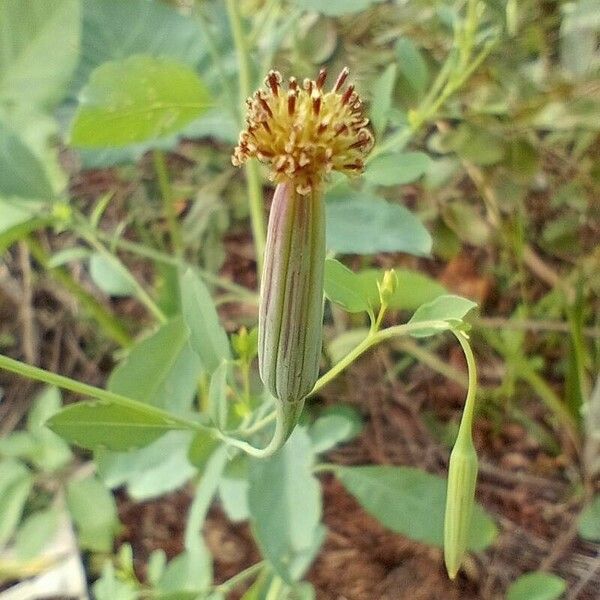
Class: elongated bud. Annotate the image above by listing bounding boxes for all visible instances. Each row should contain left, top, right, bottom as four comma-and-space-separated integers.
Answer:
258, 182, 325, 403
377, 269, 398, 307
444, 433, 478, 579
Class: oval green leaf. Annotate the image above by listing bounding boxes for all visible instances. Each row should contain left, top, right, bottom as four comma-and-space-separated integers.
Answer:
506, 572, 567, 600
70, 55, 212, 147
364, 152, 431, 186
408, 295, 477, 337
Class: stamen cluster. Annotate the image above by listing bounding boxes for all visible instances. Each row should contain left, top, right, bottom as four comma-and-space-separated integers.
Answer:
232, 67, 374, 195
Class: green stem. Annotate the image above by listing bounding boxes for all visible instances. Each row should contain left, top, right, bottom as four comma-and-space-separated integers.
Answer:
26, 238, 132, 348
452, 330, 478, 439
310, 319, 452, 397
216, 561, 265, 593
77, 227, 167, 324
89, 228, 258, 302
225, 0, 267, 274
216, 399, 304, 458
0, 354, 199, 432
152, 149, 183, 259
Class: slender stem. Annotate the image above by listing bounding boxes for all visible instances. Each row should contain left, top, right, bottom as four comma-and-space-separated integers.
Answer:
233, 409, 277, 436
0, 354, 200, 432
452, 330, 477, 438
152, 149, 183, 259
26, 238, 132, 348
266, 576, 284, 600
215, 399, 304, 458
310, 320, 452, 397
215, 561, 265, 593
78, 227, 167, 324
89, 228, 258, 301
225, 0, 267, 274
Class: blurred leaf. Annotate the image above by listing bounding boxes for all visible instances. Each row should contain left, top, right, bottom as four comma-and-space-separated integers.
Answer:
27, 386, 72, 472
370, 64, 397, 137
326, 195, 431, 256
180, 268, 232, 374
93, 562, 138, 600
67, 475, 119, 552
442, 124, 505, 166
48, 401, 182, 451
506, 572, 567, 600
560, 0, 600, 77
297, 15, 337, 64
0, 459, 33, 546
88, 253, 137, 297
0, 120, 55, 200
14, 507, 60, 559
73, 0, 207, 92
108, 318, 201, 413
188, 430, 222, 473
248, 428, 325, 583
97, 432, 197, 501
408, 295, 477, 337
335, 465, 497, 550
324, 259, 372, 313
579, 494, 600, 541
294, 0, 385, 16
158, 547, 212, 595
309, 405, 363, 453
219, 474, 250, 523
70, 55, 212, 147
364, 152, 431, 186
442, 201, 491, 246
0, 0, 80, 109
396, 38, 430, 96
208, 362, 229, 430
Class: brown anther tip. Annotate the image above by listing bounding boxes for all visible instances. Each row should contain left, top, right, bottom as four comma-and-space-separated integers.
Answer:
288, 77, 298, 91
312, 95, 322, 116
342, 85, 355, 105
266, 70, 281, 96
316, 68, 327, 90
287, 90, 296, 115
333, 67, 350, 92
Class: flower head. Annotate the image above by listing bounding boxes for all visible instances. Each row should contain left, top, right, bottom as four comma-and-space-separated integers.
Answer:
232, 67, 374, 195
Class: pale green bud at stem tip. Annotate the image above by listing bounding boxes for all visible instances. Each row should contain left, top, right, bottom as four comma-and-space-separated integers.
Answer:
444, 433, 478, 579
258, 182, 325, 406
377, 269, 398, 307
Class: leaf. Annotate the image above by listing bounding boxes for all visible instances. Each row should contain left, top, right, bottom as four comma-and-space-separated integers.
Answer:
15, 507, 60, 559
97, 432, 197, 501
26, 386, 72, 472
309, 405, 363, 453
0, 459, 33, 546
326, 194, 431, 256
0, 0, 80, 109
88, 253, 137, 297
208, 362, 229, 429
0, 119, 55, 199
579, 494, 600, 541
180, 268, 232, 374
396, 38, 430, 96
188, 430, 222, 473
364, 152, 431, 186
48, 401, 183, 451
335, 465, 497, 550
70, 55, 212, 147
408, 295, 478, 337
506, 572, 567, 600
93, 562, 138, 600
323, 259, 372, 313
108, 318, 201, 413
73, 0, 208, 93
294, 0, 385, 16
67, 475, 119, 552
248, 428, 325, 583
370, 64, 397, 136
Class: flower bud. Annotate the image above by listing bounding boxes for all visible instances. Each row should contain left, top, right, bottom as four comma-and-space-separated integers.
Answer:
258, 182, 325, 403
377, 269, 398, 307
444, 433, 478, 579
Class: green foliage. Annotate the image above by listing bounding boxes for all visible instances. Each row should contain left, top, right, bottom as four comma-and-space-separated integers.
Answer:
408, 295, 478, 337
335, 465, 497, 551
578, 495, 600, 541
70, 55, 212, 147
294, 0, 385, 16
364, 152, 431, 186
326, 195, 432, 255
67, 475, 119, 552
506, 572, 567, 600
0, 460, 33, 547
48, 401, 182, 451
248, 429, 325, 583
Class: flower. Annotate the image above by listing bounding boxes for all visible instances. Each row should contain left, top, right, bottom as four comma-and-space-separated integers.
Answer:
232, 67, 374, 195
